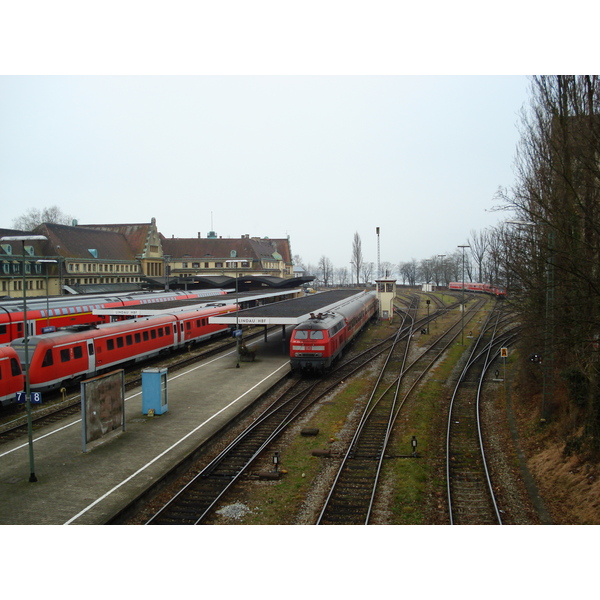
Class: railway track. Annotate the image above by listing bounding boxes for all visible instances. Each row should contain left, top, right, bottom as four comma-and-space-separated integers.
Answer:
144, 311, 420, 525
445, 301, 518, 525
138, 292, 495, 525
315, 295, 489, 524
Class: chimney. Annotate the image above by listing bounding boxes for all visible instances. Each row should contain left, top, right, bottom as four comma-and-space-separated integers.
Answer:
198, 232, 201, 238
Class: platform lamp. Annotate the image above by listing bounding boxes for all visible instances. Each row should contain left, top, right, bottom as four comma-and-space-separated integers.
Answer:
1, 234, 48, 483
458, 244, 470, 345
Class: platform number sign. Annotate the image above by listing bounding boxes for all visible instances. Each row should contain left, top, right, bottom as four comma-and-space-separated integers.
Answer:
15, 392, 43, 404
500, 348, 508, 358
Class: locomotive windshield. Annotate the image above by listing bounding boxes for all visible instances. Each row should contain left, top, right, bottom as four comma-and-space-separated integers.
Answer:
294, 330, 324, 340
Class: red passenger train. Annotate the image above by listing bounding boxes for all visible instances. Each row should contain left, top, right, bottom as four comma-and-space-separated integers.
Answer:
9, 303, 237, 394
0, 289, 226, 346
448, 282, 506, 298
0, 346, 24, 407
290, 291, 378, 374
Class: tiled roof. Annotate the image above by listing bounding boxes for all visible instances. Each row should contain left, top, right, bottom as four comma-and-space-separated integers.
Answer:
77, 223, 154, 256
36, 223, 137, 260
160, 236, 292, 263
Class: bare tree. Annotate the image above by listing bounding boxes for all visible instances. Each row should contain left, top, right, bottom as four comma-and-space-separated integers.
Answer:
468, 228, 490, 283
12, 205, 75, 231
335, 267, 349, 286
318, 255, 333, 287
350, 232, 363, 285
361, 261, 374, 285
398, 259, 418, 286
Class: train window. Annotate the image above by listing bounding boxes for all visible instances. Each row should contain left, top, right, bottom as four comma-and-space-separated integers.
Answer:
309, 331, 324, 340
135, 333, 141, 343
73, 346, 83, 359
151, 330, 156, 339
11, 358, 21, 376
294, 331, 308, 339
17, 323, 23, 334
143, 331, 149, 341
186, 322, 191, 330
126, 335, 133, 346
60, 349, 70, 362
158, 328, 164, 337
196, 319, 201, 327
165, 326, 171, 335
88, 344, 94, 355
0, 325, 5, 334
0, 365, 2, 380
42, 349, 54, 367
107, 339, 115, 351
117, 337, 124, 348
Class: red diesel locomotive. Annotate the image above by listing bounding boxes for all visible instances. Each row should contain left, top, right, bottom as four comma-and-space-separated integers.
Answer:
0, 289, 227, 346
10, 303, 238, 393
0, 346, 24, 407
290, 291, 378, 373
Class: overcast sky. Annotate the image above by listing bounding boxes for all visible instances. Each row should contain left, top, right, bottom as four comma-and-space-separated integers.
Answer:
0, 75, 528, 270
0, 2, 592, 274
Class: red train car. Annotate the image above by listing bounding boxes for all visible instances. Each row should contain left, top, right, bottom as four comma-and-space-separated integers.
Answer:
0, 289, 226, 345
448, 282, 506, 298
10, 303, 237, 393
0, 346, 24, 407
290, 291, 378, 373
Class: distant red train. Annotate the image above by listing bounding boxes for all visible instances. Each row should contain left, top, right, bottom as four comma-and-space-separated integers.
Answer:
0, 289, 226, 346
9, 303, 237, 394
290, 291, 378, 373
448, 282, 506, 298
0, 346, 24, 407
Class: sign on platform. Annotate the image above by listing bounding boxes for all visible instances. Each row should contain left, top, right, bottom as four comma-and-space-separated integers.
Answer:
15, 392, 43, 404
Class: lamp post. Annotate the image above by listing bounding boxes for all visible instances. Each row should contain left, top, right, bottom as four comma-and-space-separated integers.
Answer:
1, 234, 48, 483
163, 255, 171, 291
225, 259, 241, 368
458, 245, 470, 345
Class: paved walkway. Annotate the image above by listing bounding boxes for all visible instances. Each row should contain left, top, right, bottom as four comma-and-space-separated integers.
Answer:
0, 332, 290, 525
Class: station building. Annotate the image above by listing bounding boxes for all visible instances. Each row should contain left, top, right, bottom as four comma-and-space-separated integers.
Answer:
0, 218, 303, 299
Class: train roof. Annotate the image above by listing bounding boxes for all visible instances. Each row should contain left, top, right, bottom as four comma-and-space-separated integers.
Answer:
91, 289, 300, 317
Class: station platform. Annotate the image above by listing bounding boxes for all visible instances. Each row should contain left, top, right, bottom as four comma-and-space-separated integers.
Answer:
0, 331, 290, 525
